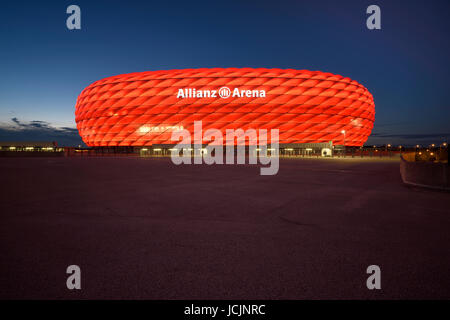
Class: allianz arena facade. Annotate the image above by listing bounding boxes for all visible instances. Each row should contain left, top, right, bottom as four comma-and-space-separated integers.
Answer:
75, 68, 375, 148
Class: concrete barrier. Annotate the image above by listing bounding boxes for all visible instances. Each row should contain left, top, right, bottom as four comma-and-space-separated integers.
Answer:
400, 155, 449, 191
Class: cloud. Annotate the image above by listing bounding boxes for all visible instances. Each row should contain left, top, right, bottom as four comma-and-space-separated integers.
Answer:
367, 131, 449, 146
28, 120, 50, 128
370, 132, 450, 139
11, 117, 22, 126
0, 118, 85, 147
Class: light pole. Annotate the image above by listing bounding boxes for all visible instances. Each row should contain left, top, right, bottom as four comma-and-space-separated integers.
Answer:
442, 142, 448, 163
341, 130, 346, 157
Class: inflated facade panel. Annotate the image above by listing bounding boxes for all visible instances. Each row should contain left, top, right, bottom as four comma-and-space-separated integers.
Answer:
75, 68, 375, 146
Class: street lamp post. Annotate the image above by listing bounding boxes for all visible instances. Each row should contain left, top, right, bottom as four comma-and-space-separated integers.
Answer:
341, 130, 346, 158
442, 142, 448, 166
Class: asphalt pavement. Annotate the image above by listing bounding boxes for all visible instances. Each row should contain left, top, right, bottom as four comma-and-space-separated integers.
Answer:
1, 157, 449, 299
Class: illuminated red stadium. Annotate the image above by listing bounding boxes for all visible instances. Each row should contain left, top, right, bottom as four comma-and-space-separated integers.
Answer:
75, 68, 375, 147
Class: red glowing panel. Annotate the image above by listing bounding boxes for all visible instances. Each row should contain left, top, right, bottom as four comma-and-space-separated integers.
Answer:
75, 68, 375, 146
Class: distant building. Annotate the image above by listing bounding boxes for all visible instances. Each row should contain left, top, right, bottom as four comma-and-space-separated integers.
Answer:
0, 141, 64, 157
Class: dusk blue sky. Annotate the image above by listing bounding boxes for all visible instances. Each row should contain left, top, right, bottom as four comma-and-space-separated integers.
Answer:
0, 0, 449, 146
